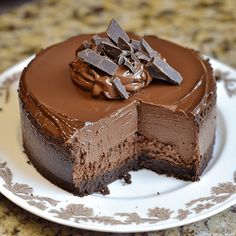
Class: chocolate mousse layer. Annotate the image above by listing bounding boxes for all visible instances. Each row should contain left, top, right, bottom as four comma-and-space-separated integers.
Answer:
18, 32, 216, 196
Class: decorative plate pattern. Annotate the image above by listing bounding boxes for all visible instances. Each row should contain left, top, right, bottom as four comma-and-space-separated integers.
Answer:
0, 161, 59, 211
1, 158, 236, 226
0, 57, 236, 233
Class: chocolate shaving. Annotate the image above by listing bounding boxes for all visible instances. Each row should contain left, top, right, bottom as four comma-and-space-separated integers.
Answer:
147, 57, 183, 85
78, 49, 118, 76
106, 19, 130, 44
101, 42, 122, 59
122, 50, 132, 57
117, 37, 133, 51
112, 78, 129, 99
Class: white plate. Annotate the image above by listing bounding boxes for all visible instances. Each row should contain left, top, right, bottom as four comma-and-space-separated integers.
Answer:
0, 57, 236, 233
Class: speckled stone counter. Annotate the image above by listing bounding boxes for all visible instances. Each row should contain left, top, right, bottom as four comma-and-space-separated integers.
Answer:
0, 0, 236, 235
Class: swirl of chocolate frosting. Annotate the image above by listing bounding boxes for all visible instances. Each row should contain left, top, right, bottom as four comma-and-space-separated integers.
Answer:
70, 19, 183, 100
70, 52, 152, 99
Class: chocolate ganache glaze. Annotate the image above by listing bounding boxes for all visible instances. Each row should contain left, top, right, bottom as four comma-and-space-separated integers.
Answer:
19, 33, 214, 140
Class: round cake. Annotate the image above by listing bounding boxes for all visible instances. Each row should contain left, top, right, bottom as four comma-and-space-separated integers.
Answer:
18, 20, 216, 196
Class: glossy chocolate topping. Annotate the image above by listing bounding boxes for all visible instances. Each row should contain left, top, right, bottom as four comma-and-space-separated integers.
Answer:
19, 34, 215, 140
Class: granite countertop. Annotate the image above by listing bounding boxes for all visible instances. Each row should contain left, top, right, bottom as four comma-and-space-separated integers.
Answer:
0, 0, 236, 235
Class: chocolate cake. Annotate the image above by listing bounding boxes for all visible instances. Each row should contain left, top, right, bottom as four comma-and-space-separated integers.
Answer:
18, 20, 216, 196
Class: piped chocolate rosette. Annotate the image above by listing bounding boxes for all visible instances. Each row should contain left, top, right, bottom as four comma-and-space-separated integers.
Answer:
70, 19, 183, 99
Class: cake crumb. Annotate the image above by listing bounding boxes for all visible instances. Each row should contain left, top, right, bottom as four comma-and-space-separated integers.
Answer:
123, 173, 132, 184
99, 185, 110, 195
11, 227, 20, 235
26, 160, 31, 165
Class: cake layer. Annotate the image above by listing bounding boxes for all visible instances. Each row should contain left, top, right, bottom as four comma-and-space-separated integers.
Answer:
139, 104, 198, 164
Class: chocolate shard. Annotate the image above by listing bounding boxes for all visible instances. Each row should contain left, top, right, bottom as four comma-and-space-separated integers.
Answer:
106, 19, 130, 44
135, 51, 150, 62
92, 35, 102, 46
101, 42, 122, 60
147, 57, 183, 85
118, 55, 125, 65
117, 37, 133, 51
147, 67, 169, 82
101, 38, 113, 44
95, 43, 103, 54
112, 78, 129, 99
131, 52, 140, 63
140, 38, 160, 58
82, 40, 91, 49
131, 39, 141, 52
122, 50, 132, 57
77, 40, 91, 52
92, 35, 112, 48
78, 49, 118, 76
146, 58, 165, 80
124, 57, 138, 74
